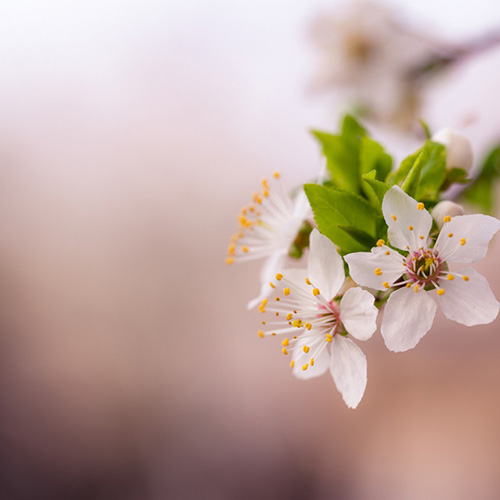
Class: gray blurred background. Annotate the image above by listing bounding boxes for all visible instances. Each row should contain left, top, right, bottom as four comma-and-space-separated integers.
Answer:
1, 1, 500, 499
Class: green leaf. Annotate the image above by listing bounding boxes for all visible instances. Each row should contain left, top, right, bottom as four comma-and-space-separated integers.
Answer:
304, 184, 381, 253
401, 149, 424, 198
341, 114, 366, 139
359, 137, 392, 182
441, 167, 470, 191
337, 225, 378, 248
361, 170, 390, 206
312, 130, 361, 194
389, 140, 447, 202
419, 119, 432, 140
462, 146, 500, 214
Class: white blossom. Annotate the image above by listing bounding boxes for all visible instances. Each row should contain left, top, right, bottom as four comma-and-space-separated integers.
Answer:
226, 172, 310, 309
432, 128, 473, 172
345, 186, 500, 352
309, 1, 435, 128
432, 200, 465, 229
258, 229, 378, 408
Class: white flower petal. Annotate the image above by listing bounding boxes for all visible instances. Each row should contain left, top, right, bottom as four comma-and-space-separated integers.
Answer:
330, 336, 367, 409
344, 246, 405, 291
382, 186, 433, 251
438, 268, 500, 326
308, 229, 345, 300
292, 188, 311, 219
340, 287, 378, 341
381, 286, 437, 352
435, 214, 500, 264
247, 252, 286, 309
432, 128, 473, 171
431, 201, 465, 230
292, 336, 330, 380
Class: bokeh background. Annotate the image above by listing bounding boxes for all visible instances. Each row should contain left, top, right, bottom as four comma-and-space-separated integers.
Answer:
1, 1, 500, 499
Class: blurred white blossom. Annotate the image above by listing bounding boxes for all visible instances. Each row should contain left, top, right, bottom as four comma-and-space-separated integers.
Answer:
310, 1, 437, 129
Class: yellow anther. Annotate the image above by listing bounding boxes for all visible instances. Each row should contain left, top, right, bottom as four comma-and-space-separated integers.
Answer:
226, 257, 234, 265
284, 288, 290, 296
275, 297, 280, 302
275, 312, 279, 317
414, 284, 419, 292
249, 205, 255, 212
305, 277, 311, 285
374, 268, 382, 276
241, 245, 249, 253
448, 233, 453, 238
326, 334, 333, 343
463, 275, 469, 281
262, 178, 268, 189
273, 171, 280, 179
302, 364, 309, 371
263, 189, 269, 197
460, 238, 466, 246
408, 225, 414, 231
376, 239, 385, 247
437, 289, 445, 296
312, 288, 320, 296
290, 360, 295, 368
447, 274, 454, 281
282, 347, 288, 355
227, 243, 236, 254
292, 319, 301, 328
406, 283, 411, 288
258, 330, 264, 338
443, 215, 451, 223
269, 282, 275, 288
276, 273, 283, 281
293, 336, 297, 339
419, 235, 424, 240
391, 214, 397, 221
303, 345, 310, 354
286, 313, 293, 320
238, 215, 247, 226
255, 196, 262, 204
383, 281, 390, 289
417, 202, 425, 210
282, 338, 289, 347
271, 332, 276, 336
241, 207, 247, 215
261, 321, 266, 325
305, 323, 312, 331
310, 358, 315, 366
385, 251, 390, 255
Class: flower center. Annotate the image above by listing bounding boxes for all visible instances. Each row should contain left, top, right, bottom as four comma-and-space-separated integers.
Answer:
405, 248, 443, 287
317, 300, 342, 335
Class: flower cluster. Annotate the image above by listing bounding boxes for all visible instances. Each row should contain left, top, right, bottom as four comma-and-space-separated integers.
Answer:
227, 116, 500, 408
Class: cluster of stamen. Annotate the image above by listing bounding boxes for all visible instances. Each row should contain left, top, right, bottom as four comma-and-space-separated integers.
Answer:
226, 172, 291, 265
257, 272, 342, 372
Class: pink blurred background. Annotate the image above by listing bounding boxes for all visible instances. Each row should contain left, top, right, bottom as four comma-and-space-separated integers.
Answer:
1, 1, 500, 498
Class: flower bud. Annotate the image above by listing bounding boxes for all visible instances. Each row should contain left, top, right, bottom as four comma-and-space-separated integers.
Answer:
432, 200, 465, 229
432, 128, 473, 172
